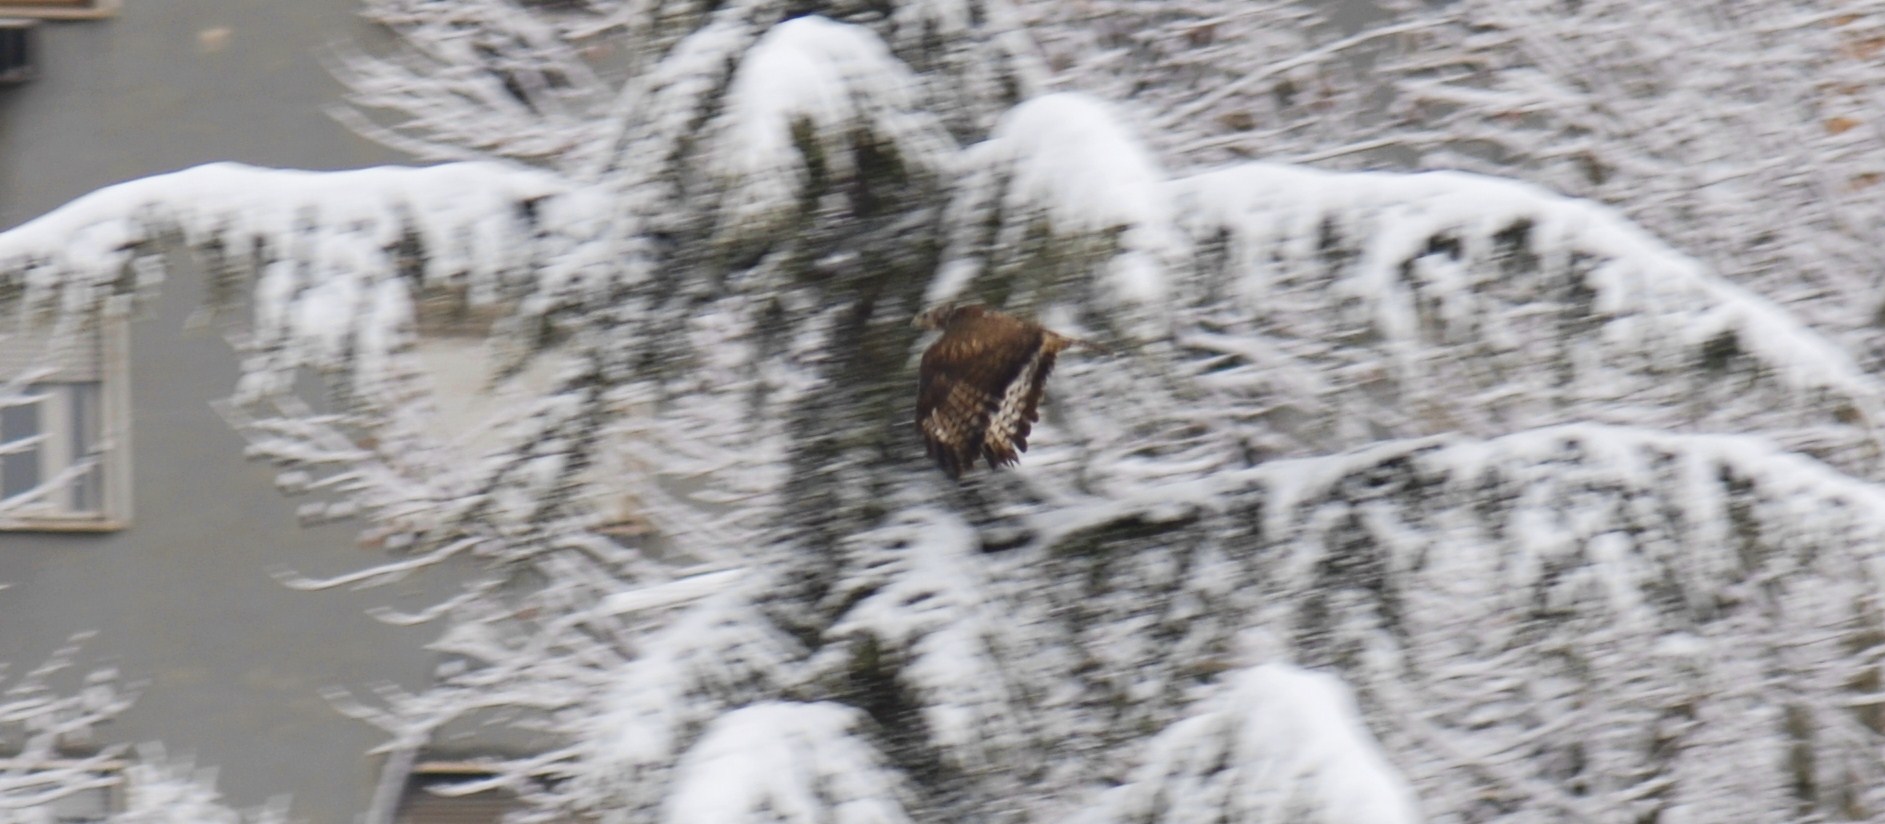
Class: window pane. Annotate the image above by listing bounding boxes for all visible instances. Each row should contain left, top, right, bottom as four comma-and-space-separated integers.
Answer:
0, 382, 104, 515
67, 381, 102, 512
1, 393, 41, 500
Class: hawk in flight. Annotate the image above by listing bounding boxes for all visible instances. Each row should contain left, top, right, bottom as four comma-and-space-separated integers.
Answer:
913, 303, 1106, 478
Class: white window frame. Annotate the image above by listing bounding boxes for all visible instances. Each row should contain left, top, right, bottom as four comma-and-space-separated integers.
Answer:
0, 0, 118, 21
0, 316, 132, 532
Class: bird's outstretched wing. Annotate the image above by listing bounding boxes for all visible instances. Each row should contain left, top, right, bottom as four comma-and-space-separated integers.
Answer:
980, 341, 1059, 470
916, 319, 1046, 478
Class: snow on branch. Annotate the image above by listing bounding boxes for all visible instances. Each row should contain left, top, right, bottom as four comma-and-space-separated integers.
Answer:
659, 702, 916, 824
1371, 0, 1885, 363
1172, 162, 1885, 465
0, 632, 133, 818
577, 584, 803, 812
816, 507, 1035, 777
0, 161, 569, 310
1247, 422, 1885, 562
939, 92, 1179, 329
109, 746, 289, 824
704, 15, 953, 245
1104, 663, 1419, 824
0, 161, 599, 398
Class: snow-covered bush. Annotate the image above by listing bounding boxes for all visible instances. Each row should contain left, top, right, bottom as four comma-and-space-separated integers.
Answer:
109, 747, 288, 824
0, 628, 130, 824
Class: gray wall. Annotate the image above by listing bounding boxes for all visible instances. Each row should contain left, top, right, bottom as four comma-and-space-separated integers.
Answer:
0, 4, 453, 823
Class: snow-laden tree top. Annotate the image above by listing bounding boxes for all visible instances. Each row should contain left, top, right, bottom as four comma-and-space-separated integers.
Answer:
938, 93, 1177, 325
696, 15, 954, 248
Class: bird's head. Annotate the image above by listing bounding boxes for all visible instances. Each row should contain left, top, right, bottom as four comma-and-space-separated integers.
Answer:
912, 302, 982, 331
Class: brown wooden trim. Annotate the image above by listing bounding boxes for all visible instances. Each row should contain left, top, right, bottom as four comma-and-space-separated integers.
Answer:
410, 761, 502, 776
0, 516, 126, 532
0, 0, 118, 20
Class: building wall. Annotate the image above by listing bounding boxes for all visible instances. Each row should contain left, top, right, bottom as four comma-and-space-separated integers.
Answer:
0, 4, 456, 823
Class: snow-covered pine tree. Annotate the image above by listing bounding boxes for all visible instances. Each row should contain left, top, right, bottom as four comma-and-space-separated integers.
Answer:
5, 0, 1885, 822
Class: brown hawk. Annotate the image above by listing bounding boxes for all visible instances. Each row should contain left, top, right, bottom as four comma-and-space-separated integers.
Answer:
913, 303, 1106, 478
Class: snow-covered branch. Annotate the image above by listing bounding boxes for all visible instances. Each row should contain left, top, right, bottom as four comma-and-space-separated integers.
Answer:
660, 702, 917, 824
938, 92, 1178, 334
1104, 663, 1419, 824
109, 746, 289, 824
1167, 162, 1885, 467
0, 632, 134, 818
1370, 0, 1885, 369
